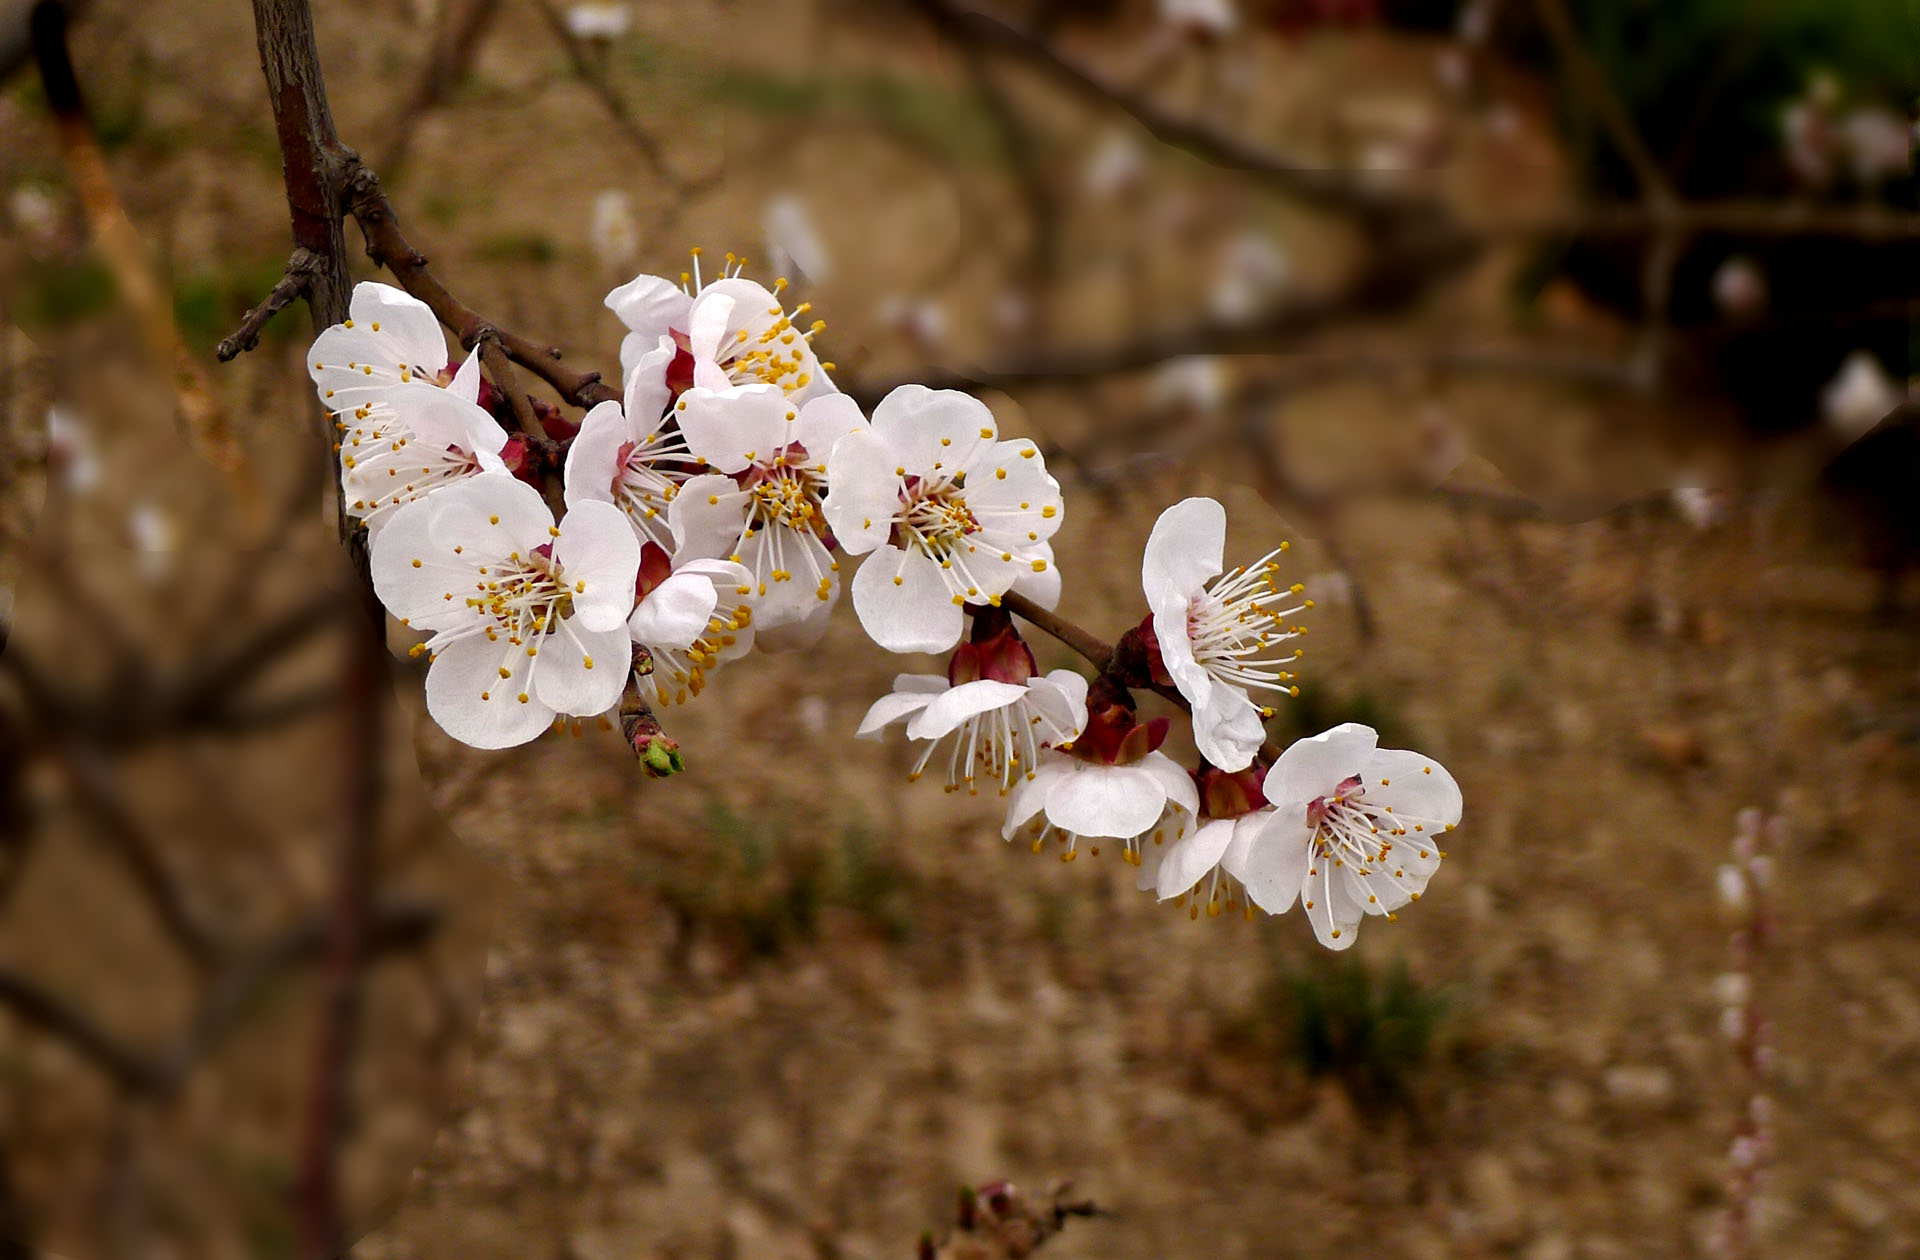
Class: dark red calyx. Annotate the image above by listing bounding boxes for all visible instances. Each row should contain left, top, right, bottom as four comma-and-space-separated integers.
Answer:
1197, 762, 1268, 820
500, 434, 541, 486
967, 605, 1036, 684
666, 329, 696, 398
532, 396, 579, 442
634, 542, 673, 601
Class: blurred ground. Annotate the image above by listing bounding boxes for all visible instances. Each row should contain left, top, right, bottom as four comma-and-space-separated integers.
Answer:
2, 1, 1917, 1258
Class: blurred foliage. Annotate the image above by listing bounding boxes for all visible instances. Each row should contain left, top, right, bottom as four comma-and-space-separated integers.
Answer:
645, 802, 918, 961
1271, 683, 1410, 749
1557, 0, 1912, 199
16, 255, 116, 328
711, 69, 1003, 164
172, 256, 305, 354
475, 230, 561, 266
1269, 954, 1449, 1114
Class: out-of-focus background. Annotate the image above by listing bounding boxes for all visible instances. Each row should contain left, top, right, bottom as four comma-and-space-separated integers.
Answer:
1, 0, 1916, 1257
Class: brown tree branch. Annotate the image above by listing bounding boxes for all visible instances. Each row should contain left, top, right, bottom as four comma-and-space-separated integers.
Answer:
913, 0, 1434, 222
343, 161, 621, 410
216, 248, 322, 361
530, 0, 678, 187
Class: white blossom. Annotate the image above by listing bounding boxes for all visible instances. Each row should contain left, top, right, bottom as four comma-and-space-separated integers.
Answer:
338, 358, 510, 537
564, 3, 630, 41
371, 473, 640, 749
1210, 231, 1291, 322
1003, 748, 1199, 864
589, 190, 639, 267
1241, 722, 1462, 949
563, 334, 690, 552
1142, 497, 1304, 772
858, 668, 1086, 794
628, 549, 755, 706
309, 282, 456, 409
826, 385, 1062, 654
667, 384, 856, 646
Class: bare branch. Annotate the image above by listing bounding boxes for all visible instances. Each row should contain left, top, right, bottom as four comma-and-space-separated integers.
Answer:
914, 0, 1434, 221
531, 0, 678, 186
344, 161, 621, 410
216, 248, 323, 361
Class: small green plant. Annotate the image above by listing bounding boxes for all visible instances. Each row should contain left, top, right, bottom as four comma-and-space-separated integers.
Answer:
647, 802, 917, 962
1269, 955, 1448, 1114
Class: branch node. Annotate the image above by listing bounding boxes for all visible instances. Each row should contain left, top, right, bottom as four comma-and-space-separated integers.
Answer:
215, 248, 323, 361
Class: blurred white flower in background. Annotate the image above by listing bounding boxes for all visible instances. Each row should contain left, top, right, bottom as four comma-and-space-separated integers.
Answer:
127, 502, 177, 582
1839, 106, 1911, 185
8, 184, 62, 249
763, 194, 831, 286
1670, 486, 1732, 533
1711, 255, 1768, 319
1158, 0, 1237, 37
589, 190, 638, 268
1148, 356, 1228, 417
1209, 230, 1292, 323
563, 2, 629, 42
1820, 350, 1901, 445
876, 294, 948, 349
46, 405, 100, 495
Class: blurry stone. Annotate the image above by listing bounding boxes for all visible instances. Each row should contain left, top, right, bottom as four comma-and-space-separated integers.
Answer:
1526, 1233, 1574, 1260
1549, 1078, 1592, 1122
1828, 1179, 1891, 1232
1602, 1064, 1673, 1109
1464, 1153, 1525, 1245
1639, 724, 1705, 767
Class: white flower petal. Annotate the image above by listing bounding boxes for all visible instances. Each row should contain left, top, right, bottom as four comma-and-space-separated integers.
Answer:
1362, 748, 1464, 828
1025, 670, 1089, 741
1302, 860, 1366, 950
1192, 684, 1267, 773
386, 379, 507, 456
822, 425, 898, 556
369, 497, 476, 629
628, 569, 719, 651
563, 400, 628, 509
1003, 756, 1068, 838
851, 543, 963, 653
905, 680, 1028, 740
1266, 722, 1381, 810
1043, 763, 1167, 838
1138, 750, 1200, 817
1155, 817, 1239, 899
531, 620, 629, 717
554, 500, 642, 633
425, 633, 555, 749
871, 384, 995, 475
857, 688, 939, 738
1009, 555, 1062, 610
794, 391, 868, 461
427, 473, 552, 556
623, 335, 677, 430
1225, 811, 1309, 915
669, 473, 751, 563
1142, 496, 1225, 608
675, 385, 787, 474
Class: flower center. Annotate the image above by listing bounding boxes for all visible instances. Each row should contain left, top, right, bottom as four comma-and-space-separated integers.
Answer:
896, 476, 979, 554
746, 464, 822, 532
468, 550, 576, 637
1185, 548, 1308, 714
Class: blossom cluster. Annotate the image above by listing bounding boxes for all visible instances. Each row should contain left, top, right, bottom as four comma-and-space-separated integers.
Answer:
308, 254, 1464, 947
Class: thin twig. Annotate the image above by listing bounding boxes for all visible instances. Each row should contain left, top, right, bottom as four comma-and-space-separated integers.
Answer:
530, 0, 678, 187
216, 248, 323, 361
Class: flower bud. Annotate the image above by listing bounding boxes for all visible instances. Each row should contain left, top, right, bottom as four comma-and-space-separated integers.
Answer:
965, 606, 1037, 685
638, 734, 684, 778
